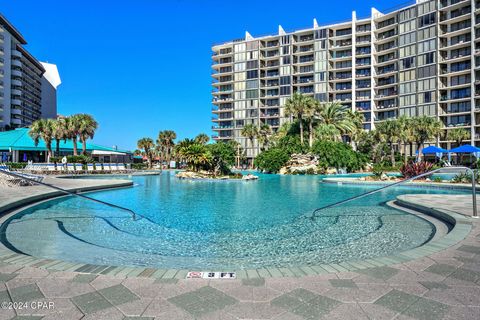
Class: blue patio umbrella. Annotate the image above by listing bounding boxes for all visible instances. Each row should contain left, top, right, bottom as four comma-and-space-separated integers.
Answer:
449, 144, 480, 160
1, 153, 7, 162
22, 153, 27, 161
416, 146, 448, 159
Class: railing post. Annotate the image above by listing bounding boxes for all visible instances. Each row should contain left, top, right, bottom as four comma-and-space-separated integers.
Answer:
472, 169, 478, 218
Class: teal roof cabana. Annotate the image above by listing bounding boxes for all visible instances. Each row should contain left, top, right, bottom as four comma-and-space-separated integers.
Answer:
0, 128, 131, 154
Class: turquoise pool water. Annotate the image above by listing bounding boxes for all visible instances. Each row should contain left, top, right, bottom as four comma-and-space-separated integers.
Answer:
2, 172, 467, 269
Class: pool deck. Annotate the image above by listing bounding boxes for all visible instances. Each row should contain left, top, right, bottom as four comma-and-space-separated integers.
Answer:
0, 179, 480, 319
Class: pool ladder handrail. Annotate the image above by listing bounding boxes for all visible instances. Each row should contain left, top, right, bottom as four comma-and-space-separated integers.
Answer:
310, 166, 477, 219
0, 169, 137, 220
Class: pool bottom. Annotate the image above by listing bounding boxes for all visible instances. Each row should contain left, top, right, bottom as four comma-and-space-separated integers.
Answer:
2, 203, 436, 270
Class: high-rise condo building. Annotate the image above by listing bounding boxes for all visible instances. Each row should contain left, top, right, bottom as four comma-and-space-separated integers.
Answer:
211, 0, 479, 164
0, 14, 60, 131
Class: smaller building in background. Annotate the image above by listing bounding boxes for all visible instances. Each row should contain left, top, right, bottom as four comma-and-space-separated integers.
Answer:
0, 14, 60, 130
0, 128, 133, 163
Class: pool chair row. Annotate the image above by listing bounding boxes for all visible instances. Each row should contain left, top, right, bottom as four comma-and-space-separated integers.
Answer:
85, 163, 129, 173
0, 164, 44, 187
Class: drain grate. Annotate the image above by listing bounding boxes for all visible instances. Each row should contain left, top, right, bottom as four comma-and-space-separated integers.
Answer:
186, 271, 236, 279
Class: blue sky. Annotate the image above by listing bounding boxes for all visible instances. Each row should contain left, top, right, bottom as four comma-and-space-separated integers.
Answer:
2, 0, 410, 150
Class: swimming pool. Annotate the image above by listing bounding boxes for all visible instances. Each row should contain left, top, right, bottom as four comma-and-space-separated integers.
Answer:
2, 172, 467, 269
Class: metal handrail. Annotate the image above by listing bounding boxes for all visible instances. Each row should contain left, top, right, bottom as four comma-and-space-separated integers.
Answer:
0, 169, 137, 220
310, 166, 477, 219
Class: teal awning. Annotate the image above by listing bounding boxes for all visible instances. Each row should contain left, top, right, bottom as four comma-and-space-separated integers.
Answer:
0, 128, 131, 154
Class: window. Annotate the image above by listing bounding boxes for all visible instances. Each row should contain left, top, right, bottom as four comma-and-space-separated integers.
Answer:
246, 41, 258, 50
424, 91, 432, 103
282, 56, 290, 65
246, 80, 258, 89
246, 90, 258, 99
246, 70, 258, 79
417, 65, 435, 79
401, 57, 415, 69
418, 12, 436, 28
451, 74, 470, 86
399, 32, 416, 46
246, 60, 258, 69
280, 86, 290, 95
280, 76, 290, 85
400, 81, 416, 94
314, 29, 326, 39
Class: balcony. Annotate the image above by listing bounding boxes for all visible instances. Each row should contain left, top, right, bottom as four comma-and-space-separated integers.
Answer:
11, 108, 22, 115
11, 69, 22, 77
11, 98, 22, 106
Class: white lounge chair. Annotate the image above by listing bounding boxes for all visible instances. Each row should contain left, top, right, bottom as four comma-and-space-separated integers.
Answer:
46, 163, 57, 173
66, 164, 76, 173
103, 163, 111, 173
110, 163, 119, 173
87, 163, 95, 173
74, 163, 84, 173
94, 163, 103, 173
0, 164, 44, 186
117, 163, 126, 172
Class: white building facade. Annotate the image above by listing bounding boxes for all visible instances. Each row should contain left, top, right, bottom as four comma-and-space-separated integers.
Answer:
211, 0, 480, 161
0, 14, 60, 130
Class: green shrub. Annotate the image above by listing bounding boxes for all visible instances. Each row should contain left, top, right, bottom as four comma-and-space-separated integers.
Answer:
49, 156, 61, 163
131, 163, 147, 170
311, 141, 367, 172
372, 164, 385, 180
432, 176, 443, 183
276, 135, 310, 155
66, 155, 93, 164
254, 148, 290, 173
4, 162, 27, 169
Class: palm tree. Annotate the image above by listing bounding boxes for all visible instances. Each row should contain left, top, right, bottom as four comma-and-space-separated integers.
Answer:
315, 101, 356, 137
241, 123, 259, 157
446, 128, 470, 147
194, 133, 210, 145
257, 124, 272, 151
376, 119, 401, 167
75, 114, 98, 155
52, 117, 69, 157
284, 92, 310, 145
315, 124, 341, 142
397, 116, 414, 165
303, 97, 317, 148
345, 110, 364, 148
66, 115, 81, 156
29, 119, 55, 161
137, 138, 155, 168
157, 130, 177, 166
176, 143, 212, 172
411, 116, 442, 161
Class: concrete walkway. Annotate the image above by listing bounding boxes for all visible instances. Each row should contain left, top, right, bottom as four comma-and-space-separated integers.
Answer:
0, 180, 479, 319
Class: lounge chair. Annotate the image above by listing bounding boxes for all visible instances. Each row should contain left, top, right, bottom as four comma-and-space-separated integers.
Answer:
0, 164, 44, 186
46, 163, 57, 173
66, 164, 76, 173
117, 163, 126, 172
74, 163, 84, 174
94, 163, 103, 173
103, 163, 111, 173
110, 163, 119, 173
87, 163, 95, 173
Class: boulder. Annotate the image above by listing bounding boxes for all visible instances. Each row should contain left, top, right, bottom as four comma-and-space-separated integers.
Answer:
279, 153, 319, 175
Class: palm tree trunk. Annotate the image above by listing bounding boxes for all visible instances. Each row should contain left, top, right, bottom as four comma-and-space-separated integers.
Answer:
56, 140, 60, 157
390, 143, 395, 167
403, 142, 408, 165
81, 138, 87, 155
299, 118, 304, 145
72, 137, 78, 156
47, 143, 52, 162
417, 143, 423, 162
308, 120, 313, 148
